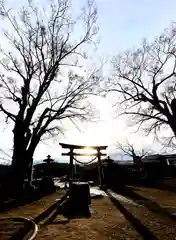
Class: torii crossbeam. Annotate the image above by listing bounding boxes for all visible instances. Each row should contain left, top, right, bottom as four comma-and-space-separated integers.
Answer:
59, 143, 108, 187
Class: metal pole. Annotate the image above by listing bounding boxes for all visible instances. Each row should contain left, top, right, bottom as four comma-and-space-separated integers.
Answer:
69, 148, 74, 187
28, 158, 33, 188
97, 148, 103, 187
74, 159, 77, 177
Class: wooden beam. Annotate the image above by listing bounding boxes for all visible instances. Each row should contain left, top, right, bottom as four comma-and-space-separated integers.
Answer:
60, 143, 107, 150
62, 152, 106, 157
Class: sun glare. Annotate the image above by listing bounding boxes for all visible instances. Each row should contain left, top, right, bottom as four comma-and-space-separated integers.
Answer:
83, 147, 96, 155
75, 147, 97, 156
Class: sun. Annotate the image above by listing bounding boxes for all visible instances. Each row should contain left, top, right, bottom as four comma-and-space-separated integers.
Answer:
82, 147, 96, 155
75, 147, 97, 156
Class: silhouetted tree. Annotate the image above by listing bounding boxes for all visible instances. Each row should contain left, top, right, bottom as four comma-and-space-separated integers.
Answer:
116, 140, 148, 177
110, 23, 176, 144
0, 0, 100, 195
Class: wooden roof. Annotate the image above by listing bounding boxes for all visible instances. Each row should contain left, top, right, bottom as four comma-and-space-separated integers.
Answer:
59, 143, 108, 150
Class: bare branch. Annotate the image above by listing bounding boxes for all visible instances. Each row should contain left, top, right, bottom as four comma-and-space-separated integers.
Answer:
110, 23, 176, 140
0, 103, 16, 121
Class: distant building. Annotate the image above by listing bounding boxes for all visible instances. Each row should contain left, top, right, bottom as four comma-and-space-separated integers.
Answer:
163, 154, 176, 166
142, 154, 176, 166
142, 154, 164, 162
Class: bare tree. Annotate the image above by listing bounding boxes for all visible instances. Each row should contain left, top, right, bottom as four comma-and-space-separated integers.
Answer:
0, 0, 100, 193
110, 23, 176, 144
117, 140, 147, 163
116, 140, 148, 177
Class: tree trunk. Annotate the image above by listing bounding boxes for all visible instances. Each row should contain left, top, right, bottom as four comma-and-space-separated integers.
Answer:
9, 113, 40, 197
10, 143, 33, 197
169, 116, 176, 139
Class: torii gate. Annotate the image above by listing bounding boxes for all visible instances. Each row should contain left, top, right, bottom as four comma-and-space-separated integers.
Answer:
60, 143, 107, 187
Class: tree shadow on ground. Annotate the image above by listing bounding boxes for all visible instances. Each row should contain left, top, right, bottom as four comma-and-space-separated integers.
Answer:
34, 193, 68, 224
44, 197, 91, 225
147, 183, 176, 194
113, 186, 176, 222
0, 183, 56, 213
106, 190, 158, 240
135, 177, 176, 194
0, 218, 25, 240
10, 219, 33, 240
9, 193, 68, 240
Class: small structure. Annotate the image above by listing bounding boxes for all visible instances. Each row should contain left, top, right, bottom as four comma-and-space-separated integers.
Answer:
43, 155, 54, 164
43, 155, 54, 181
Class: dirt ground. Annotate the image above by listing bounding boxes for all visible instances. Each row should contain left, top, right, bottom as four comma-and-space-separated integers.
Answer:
0, 190, 65, 239
157, 178, 176, 187
128, 185, 176, 207
36, 196, 141, 240
1, 186, 176, 239
112, 190, 176, 240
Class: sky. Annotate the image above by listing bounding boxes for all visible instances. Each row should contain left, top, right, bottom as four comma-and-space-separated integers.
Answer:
1, 0, 176, 164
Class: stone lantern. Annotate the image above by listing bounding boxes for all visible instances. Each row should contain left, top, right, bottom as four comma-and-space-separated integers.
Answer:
43, 155, 54, 181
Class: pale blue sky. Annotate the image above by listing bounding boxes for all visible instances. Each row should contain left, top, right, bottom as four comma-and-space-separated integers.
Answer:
94, 0, 176, 57
7, 0, 176, 53
0, 0, 176, 163
6, 0, 176, 60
